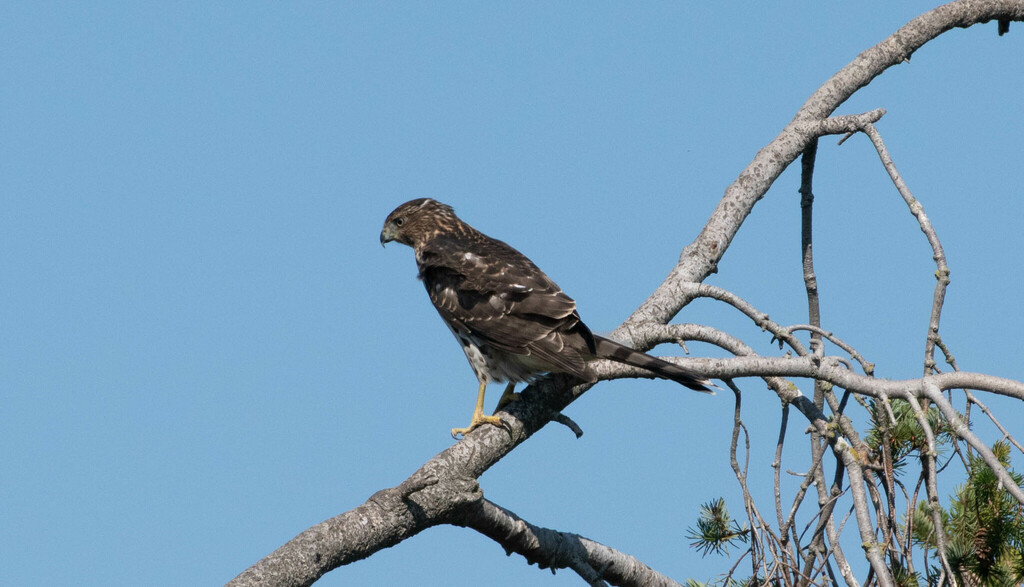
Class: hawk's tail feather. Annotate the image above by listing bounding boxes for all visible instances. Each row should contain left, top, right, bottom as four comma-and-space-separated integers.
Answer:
593, 335, 714, 394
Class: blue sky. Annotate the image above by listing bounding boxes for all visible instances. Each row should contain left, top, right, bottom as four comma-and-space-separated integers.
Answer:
2, 2, 1022, 585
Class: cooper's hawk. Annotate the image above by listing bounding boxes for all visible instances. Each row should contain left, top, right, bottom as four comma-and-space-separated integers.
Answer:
380, 198, 712, 438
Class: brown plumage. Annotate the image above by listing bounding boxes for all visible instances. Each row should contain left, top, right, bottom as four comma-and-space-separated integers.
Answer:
380, 198, 712, 437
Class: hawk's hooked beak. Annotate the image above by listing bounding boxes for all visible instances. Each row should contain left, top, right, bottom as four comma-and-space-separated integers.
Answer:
380, 224, 397, 247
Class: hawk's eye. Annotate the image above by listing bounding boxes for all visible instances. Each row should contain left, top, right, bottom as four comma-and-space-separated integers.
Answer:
394, 217, 404, 227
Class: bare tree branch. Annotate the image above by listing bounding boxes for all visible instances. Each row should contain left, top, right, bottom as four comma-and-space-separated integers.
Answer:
452, 498, 685, 587
923, 383, 1024, 504
861, 122, 951, 377
906, 395, 959, 585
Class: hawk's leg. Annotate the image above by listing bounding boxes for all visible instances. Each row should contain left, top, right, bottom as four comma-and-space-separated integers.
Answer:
493, 382, 519, 413
451, 381, 503, 438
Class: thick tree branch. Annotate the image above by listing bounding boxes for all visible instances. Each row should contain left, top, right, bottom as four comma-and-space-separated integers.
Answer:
228, 472, 476, 586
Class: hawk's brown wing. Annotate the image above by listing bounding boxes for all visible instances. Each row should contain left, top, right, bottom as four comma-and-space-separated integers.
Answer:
417, 233, 596, 378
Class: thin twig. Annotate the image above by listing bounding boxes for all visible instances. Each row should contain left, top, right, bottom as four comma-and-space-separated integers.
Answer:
966, 390, 1024, 454
905, 395, 958, 586
862, 122, 950, 377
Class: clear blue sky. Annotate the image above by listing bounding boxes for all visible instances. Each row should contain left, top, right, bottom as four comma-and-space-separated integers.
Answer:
2, 2, 1022, 585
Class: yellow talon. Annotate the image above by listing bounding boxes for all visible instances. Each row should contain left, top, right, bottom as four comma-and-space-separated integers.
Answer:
451, 381, 506, 438
451, 412, 504, 438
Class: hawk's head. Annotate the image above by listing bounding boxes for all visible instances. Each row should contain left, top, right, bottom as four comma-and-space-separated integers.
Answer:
380, 198, 459, 247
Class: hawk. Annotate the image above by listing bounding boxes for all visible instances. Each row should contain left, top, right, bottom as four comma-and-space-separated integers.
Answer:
380, 198, 712, 438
